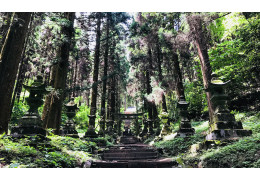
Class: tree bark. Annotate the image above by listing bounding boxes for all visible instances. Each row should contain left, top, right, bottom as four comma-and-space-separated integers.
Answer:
42, 12, 75, 134
0, 12, 31, 134
172, 52, 185, 98
89, 12, 102, 119
145, 49, 153, 120
0, 12, 13, 51
187, 15, 214, 122
156, 40, 167, 112
100, 13, 111, 120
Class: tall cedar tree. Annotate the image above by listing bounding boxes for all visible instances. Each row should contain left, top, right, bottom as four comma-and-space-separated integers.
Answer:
87, 12, 102, 133
0, 12, 32, 133
100, 13, 111, 124
42, 13, 75, 134
187, 15, 214, 122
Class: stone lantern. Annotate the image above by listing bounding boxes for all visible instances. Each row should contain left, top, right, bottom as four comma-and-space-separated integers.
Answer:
140, 114, 148, 137
106, 118, 114, 136
147, 118, 154, 136
11, 75, 48, 137
84, 115, 98, 138
205, 73, 252, 140
159, 111, 172, 136
61, 98, 79, 138
176, 95, 195, 137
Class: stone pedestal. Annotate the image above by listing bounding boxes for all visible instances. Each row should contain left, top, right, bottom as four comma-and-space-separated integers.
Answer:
11, 75, 47, 138
176, 96, 195, 137
84, 115, 98, 138
205, 74, 252, 140
60, 99, 79, 138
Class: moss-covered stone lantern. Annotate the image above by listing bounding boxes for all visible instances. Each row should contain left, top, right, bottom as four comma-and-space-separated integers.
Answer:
61, 98, 79, 138
159, 111, 172, 136
84, 115, 98, 138
205, 73, 252, 140
140, 114, 148, 137
176, 95, 195, 137
11, 75, 48, 137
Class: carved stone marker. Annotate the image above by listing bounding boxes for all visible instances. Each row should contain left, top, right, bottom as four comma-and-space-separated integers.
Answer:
11, 75, 47, 137
61, 98, 79, 138
205, 74, 252, 140
176, 95, 195, 137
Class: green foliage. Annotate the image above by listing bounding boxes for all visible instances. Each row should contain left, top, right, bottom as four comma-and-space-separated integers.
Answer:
154, 134, 204, 156
74, 103, 90, 131
34, 151, 77, 168
208, 13, 260, 111
236, 111, 260, 134
184, 80, 207, 120
10, 100, 29, 125
49, 135, 97, 152
199, 134, 260, 168
0, 135, 96, 168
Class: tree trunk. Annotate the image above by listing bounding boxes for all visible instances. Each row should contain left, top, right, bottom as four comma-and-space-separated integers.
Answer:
100, 13, 111, 121
172, 52, 185, 98
0, 12, 31, 134
89, 12, 102, 118
187, 15, 214, 122
0, 12, 13, 51
156, 39, 167, 112
73, 58, 78, 97
146, 48, 153, 121
42, 12, 75, 134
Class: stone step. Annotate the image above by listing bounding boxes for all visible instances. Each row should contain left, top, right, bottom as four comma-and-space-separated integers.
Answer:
120, 136, 138, 144
103, 149, 156, 153
102, 152, 158, 160
91, 158, 177, 168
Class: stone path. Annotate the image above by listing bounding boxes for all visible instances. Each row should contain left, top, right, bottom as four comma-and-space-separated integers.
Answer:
91, 136, 177, 168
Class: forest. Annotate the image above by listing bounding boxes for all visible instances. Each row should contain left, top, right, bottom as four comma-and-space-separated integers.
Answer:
0, 12, 259, 169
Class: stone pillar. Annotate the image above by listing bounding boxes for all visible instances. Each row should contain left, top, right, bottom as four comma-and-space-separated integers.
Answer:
61, 98, 79, 138
11, 75, 48, 138
176, 96, 195, 137
84, 115, 98, 138
205, 74, 252, 140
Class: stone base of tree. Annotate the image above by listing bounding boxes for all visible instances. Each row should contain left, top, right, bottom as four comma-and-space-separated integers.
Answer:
206, 129, 252, 140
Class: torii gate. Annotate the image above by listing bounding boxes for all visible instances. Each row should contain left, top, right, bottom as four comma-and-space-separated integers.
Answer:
115, 112, 144, 136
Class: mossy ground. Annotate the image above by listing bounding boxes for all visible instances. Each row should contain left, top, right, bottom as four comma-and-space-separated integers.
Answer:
1, 112, 259, 168
0, 134, 114, 168
152, 111, 260, 168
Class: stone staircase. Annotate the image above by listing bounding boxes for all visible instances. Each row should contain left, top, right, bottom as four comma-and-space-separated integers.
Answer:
91, 136, 177, 168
